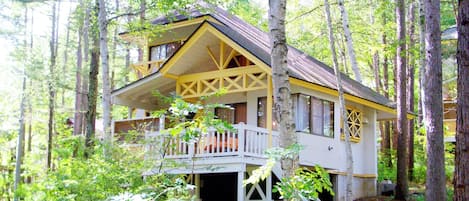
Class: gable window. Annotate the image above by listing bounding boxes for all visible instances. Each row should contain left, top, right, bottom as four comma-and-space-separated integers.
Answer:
292, 94, 334, 137
149, 41, 182, 61
341, 107, 362, 142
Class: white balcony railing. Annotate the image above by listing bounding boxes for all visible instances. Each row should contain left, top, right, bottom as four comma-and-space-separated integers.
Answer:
145, 123, 279, 160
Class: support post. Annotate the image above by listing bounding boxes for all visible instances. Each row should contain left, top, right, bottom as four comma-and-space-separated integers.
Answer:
266, 174, 272, 201
238, 123, 245, 157
195, 174, 201, 200
267, 76, 273, 147
238, 171, 245, 201
159, 114, 165, 132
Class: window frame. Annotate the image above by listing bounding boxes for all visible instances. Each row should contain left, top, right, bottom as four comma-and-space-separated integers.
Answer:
292, 93, 335, 138
340, 106, 363, 143
148, 41, 182, 61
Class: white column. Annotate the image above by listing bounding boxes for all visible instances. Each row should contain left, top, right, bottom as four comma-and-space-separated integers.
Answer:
266, 174, 272, 201
238, 171, 245, 201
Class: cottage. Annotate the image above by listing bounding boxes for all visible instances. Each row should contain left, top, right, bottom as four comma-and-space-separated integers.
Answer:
112, 4, 399, 201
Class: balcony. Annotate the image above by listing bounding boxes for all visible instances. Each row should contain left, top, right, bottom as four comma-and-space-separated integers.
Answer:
145, 123, 278, 161
113, 118, 278, 163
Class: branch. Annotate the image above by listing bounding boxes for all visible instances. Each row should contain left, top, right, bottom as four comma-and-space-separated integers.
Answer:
287, 3, 338, 24
107, 10, 144, 24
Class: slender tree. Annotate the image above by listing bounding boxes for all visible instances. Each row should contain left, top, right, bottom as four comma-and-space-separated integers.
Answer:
324, 0, 353, 199
338, 0, 362, 83
268, 0, 298, 183
13, 6, 28, 200
454, 0, 469, 199
61, 5, 72, 106
395, 0, 408, 199
423, 0, 446, 200
407, 1, 416, 182
82, 2, 91, 135
85, 1, 100, 157
98, 0, 112, 154
47, 0, 58, 170
74, 0, 84, 136
382, 14, 392, 167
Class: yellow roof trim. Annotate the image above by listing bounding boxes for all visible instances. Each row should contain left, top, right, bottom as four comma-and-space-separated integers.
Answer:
290, 78, 414, 119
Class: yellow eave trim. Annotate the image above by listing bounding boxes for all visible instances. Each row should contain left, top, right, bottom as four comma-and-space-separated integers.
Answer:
327, 170, 377, 178
289, 77, 414, 119
160, 22, 272, 76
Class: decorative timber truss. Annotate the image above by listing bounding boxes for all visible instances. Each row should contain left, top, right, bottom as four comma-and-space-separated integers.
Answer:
174, 41, 269, 99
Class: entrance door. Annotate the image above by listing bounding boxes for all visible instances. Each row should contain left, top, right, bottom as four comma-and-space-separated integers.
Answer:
233, 103, 247, 124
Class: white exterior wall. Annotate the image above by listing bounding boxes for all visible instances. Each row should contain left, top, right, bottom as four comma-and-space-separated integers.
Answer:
160, 86, 379, 199
289, 85, 378, 200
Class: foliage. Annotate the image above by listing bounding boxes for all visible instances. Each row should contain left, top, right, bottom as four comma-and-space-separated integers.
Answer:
274, 167, 334, 201
244, 144, 333, 201
377, 150, 397, 182
14, 138, 197, 201
153, 90, 234, 143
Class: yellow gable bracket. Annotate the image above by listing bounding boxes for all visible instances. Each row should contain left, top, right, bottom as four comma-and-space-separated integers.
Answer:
159, 21, 272, 76
290, 78, 415, 119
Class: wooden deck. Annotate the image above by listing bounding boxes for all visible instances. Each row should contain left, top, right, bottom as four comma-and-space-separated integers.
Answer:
145, 123, 279, 175
113, 118, 279, 174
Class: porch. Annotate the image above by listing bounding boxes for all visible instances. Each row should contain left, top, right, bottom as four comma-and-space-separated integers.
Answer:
113, 117, 279, 173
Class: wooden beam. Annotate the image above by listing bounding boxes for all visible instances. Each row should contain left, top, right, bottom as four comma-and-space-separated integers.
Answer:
205, 26, 272, 75
220, 40, 225, 69
178, 65, 262, 82
206, 46, 220, 69
267, 76, 273, 147
222, 48, 237, 69
162, 73, 179, 80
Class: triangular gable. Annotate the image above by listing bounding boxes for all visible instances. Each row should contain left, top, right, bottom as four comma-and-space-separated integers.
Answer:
159, 21, 272, 77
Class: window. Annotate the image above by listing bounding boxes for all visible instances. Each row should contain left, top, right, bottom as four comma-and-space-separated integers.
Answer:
257, 97, 278, 130
342, 107, 362, 142
215, 103, 247, 124
292, 94, 334, 137
149, 41, 182, 61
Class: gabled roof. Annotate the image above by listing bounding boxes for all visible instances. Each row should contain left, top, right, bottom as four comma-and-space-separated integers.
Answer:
147, 4, 392, 108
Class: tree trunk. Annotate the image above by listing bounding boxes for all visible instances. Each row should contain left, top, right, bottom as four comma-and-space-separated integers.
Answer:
423, 0, 446, 200
372, 52, 380, 93
81, 3, 91, 136
47, 0, 58, 170
324, 0, 353, 199
138, 0, 145, 62
98, 0, 112, 156
454, 0, 469, 199
85, 1, 100, 158
407, 1, 416, 182
418, 0, 426, 132
61, 5, 71, 107
382, 21, 392, 167
338, 0, 362, 83
14, 71, 26, 201
74, 0, 84, 136
268, 0, 298, 184
13, 7, 28, 198
395, 0, 408, 199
